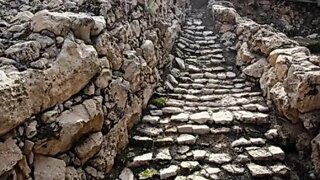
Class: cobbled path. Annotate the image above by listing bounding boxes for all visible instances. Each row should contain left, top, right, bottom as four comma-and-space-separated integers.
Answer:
112, 12, 291, 180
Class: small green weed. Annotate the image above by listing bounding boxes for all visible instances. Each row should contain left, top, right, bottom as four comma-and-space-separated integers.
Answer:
152, 97, 166, 107
138, 168, 158, 179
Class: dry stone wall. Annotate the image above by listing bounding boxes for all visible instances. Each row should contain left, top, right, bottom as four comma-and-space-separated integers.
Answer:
0, 0, 189, 179
209, 0, 320, 175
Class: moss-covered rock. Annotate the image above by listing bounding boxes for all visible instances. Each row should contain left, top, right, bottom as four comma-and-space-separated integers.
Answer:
152, 97, 166, 107
138, 168, 158, 179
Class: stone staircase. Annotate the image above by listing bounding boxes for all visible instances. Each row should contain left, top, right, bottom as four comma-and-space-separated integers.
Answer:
112, 12, 291, 180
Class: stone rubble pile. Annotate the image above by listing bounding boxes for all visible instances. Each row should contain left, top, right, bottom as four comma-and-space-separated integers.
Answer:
111, 12, 291, 180
210, 0, 320, 175
0, 0, 188, 179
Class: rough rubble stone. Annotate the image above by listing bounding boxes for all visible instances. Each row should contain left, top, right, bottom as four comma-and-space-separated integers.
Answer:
246, 163, 272, 177
34, 98, 104, 155
237, 42, 255, 66
31, 10, 106, 42
129, 153, 153, 167
5, 41, 41, 63
180, 161, 200, 171
212, 5, 239, 24
156, 148, 172, 161
95, 32, 123, 70
0, 39, 102, 135
268, 46, 310, 66
119, 168, 134, 180
34, 155, 66, 180
0, 139, 23, 176
222, 164, 245, 174
190, 111, 211, 124
160, 165, 179, 179
171, 113, 189, 122
268, 146, 285, 160
75, 132, 103, 164
177, 134, 197, 145
208, 153, 232, 164
251, 28, 298, 55
211, 110, 234, 124
243, 58, 268, 78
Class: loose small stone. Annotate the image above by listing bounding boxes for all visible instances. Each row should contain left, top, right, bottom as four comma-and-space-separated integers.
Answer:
119, 168, 134, 180
129, 153, 153, 167
247, 163, 273, 177
177, 146, 190, 154
192, 150, 207, 160
156, 148, 172, 161
190, 112, 211, 124
171, 113, 190, 122
160, 165, 179, 179
180, 161, 200, 171
177, 134, 197, 145
222, 164, 245, 174
211, 111, 234, 124
264, 129, 278, 139
142, 115, 160, 124
268, 146, 285, 160
208, 153, 232, 164
231, 137, 251, 147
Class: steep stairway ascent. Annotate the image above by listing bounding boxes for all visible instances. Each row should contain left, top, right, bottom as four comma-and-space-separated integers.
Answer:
111, 12, 291, 180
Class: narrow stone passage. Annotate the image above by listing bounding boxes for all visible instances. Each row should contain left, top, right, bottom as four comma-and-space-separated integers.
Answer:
111, 12, 291, 180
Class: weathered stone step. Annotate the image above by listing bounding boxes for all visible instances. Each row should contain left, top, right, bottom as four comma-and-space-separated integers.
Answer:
181, 33, 218, 41
184, 25, 205, 31
178, 37, 219, 47
162, 92, 263, 101
176, 46, 223, 56
185, 65, 233, 73
178, 40, 221, 50
183, 29, 214, 36
171, 88, 253, 95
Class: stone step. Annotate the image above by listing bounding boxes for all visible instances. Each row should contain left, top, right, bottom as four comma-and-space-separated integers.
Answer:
176, 47, 223, 56
181, 33, 218, 41
172, 88, 253, 95
162, 92, 263, 102
178, 40, 221, 50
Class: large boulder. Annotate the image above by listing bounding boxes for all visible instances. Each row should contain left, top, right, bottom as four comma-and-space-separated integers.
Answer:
0, 39, 102, 135
212, 5, 239, 24
236, 42, 256, 66
243, 58, 268, 78
34, 98, 104, 155
250, 28, 298, 55
31, 10, 106, 42
31, 10, 71, 36
75, 132, 103, 164
268, 46, 310, 66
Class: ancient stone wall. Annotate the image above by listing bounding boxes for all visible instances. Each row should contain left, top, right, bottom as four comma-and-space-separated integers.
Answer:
209, 0, 320, 175
0, 0, 189, 179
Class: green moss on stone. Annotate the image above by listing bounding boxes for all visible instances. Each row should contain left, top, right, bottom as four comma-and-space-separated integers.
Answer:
138, 168, 158, 179
152, 97, 166, 107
